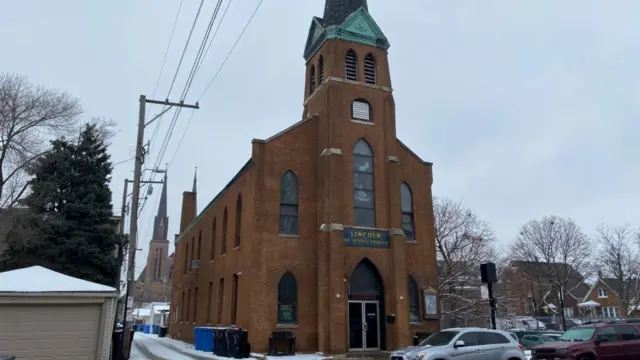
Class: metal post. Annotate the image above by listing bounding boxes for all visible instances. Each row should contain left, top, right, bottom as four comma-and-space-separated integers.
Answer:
559, 284, 567, 331
488, 282, 497, 329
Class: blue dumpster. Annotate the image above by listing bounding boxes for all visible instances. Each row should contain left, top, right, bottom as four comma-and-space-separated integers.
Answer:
152, 325, 159, 334
200, 327, 215, 352
193, 327, 201, 351
144, 324, 150, 334
137, 324, 143, 332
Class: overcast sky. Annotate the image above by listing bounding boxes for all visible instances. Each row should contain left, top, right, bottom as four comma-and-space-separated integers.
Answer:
1, 0, 639, 275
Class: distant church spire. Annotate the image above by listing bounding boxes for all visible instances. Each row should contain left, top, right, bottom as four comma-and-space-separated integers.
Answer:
152, 168, 169, 241
323, 0, 368, 25
192, 166, 197, 193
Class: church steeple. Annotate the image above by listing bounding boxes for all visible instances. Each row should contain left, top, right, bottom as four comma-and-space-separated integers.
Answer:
323, 0, 368, 26
152, 170, 169, 241
303, 0, 389, 61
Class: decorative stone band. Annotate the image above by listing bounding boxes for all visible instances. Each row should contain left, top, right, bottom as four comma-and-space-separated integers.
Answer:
390, 228, 405, 237
303, 76, 393, 105
386, 155, 399, 163
319, 223, 344, 232
321, 148, 342, 156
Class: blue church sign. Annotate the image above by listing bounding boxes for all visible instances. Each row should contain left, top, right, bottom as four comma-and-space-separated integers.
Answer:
343, 227, 390, 248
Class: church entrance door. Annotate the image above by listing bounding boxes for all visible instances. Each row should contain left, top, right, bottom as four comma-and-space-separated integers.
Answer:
348, 258, 385, 351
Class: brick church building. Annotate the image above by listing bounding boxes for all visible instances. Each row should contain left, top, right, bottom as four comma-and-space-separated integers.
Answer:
170, 0, 440, 353
135, 170, 173, 305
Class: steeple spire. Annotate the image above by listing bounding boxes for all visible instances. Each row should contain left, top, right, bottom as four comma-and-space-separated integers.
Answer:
192, 166, 197, 193
152, 168, 169, 241
323, 0, 368, 26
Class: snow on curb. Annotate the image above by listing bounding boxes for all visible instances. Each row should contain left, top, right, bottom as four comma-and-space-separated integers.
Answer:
137, 332, 333, 360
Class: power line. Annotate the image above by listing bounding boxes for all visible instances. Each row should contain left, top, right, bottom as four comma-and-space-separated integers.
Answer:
198, 0, 265, 101
146, 0, 186, 156
166, 0, 263, 166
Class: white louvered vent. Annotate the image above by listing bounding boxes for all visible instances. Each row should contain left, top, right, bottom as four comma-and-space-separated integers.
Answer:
345, 50, 357, 81
364, 54, 376, 84
352, 101, 371, 121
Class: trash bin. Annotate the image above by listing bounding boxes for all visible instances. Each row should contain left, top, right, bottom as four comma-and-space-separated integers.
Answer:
144, 324, 150, 334
158, 326, 168, 338
137, 324, 143, 332
112, 329, 124, 360
214, 328, 229, 357
200, 327, 215, 352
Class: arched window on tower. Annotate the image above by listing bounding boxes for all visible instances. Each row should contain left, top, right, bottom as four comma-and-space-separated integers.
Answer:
345, 49, 358, 81
408, 275, 420, 323
309, 65, 316, 94
353, 139, 375, 227
401, 182, 415, 241
279, 171, 299, 235
221, 207, 228, 255
364, 53, 376, 84
318, 56, 325, 85
234, 194, 242, 247
277, 272, 298, 324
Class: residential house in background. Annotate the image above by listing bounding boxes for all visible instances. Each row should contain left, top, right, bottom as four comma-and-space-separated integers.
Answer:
502, 260, 589, 319
581, 272, 640, 319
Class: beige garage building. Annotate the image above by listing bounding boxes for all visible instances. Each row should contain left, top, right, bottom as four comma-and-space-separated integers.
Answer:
0, 265, 118, 360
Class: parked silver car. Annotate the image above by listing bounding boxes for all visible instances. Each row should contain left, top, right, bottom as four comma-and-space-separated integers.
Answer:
390, 327, 527, 360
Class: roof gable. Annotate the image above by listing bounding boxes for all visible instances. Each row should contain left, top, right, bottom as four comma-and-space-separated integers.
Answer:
0, 266, 117, 294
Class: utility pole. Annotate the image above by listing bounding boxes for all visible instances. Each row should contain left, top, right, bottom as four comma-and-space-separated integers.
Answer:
122, 95, 199, 359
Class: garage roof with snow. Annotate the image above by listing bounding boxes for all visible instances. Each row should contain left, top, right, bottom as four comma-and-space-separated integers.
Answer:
0, 265, 117, 294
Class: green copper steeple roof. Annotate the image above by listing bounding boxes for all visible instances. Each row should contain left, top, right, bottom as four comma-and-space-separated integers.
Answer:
304, 1, 390, 61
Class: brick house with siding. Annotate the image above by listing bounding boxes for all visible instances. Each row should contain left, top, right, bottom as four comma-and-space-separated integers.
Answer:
169, 0, 440, 354
502, 260, 589, 318
581, 274, 640, 319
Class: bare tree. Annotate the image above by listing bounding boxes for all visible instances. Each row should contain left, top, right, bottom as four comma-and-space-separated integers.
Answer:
433, 197, 497, 327
595, 224, 640, 315
0, 73, 81, 208
510, 215, 593, 311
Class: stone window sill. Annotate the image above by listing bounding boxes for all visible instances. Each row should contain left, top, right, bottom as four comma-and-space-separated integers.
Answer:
233, 246, 240, 252
220, 253, 227, 259
410, 322, 422, 327
279, 234, 300, 239
351, 119, 374, 126
406, 240, 418, 244
276, 324, 299, 329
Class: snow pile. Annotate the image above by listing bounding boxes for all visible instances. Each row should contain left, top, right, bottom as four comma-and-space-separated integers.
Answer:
0, 265, 116, 293
133, 332, 333, 360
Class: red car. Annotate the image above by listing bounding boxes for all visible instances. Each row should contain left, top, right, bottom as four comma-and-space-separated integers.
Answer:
531, 320, 640, 359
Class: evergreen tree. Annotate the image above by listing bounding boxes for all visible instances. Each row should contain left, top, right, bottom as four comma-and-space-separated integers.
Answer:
0, 124, 125, 286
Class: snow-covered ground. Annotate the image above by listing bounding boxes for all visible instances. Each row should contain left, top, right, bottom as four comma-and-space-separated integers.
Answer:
131, 332, 332, 360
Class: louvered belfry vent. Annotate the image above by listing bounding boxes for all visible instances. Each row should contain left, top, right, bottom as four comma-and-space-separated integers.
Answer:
309, 65, 316, 93
345, 49, 358, 81
352, 100, 371, 121
364, 53, 376, 84
318, 56, 325, 84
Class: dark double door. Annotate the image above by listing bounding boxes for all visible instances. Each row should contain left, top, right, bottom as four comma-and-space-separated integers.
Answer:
348, 300, 380, 351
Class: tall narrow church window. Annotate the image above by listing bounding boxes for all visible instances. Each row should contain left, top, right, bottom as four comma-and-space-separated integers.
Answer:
408, 276, 420, 323
221, 207, 228, 255
353, 139, 375, 227
401, 182, 416, 240
279, 171, 299, 235
210, 218, 217, 261
352, 100, 371, 122
194, 286, 199, 322
197, 230, 202, 260
318, 56, 324, 84
234, 194, 242, 247
183, 243, 189, 274
231, 274, 239, 325
364, 53, 376, 84
190, 237, 194, 265
309, 65, 316, 94
345, 49, 358, 81
277, 272, 298, 324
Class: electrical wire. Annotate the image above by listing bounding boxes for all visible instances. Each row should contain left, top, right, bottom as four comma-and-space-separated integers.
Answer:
166, 0, 263, 166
